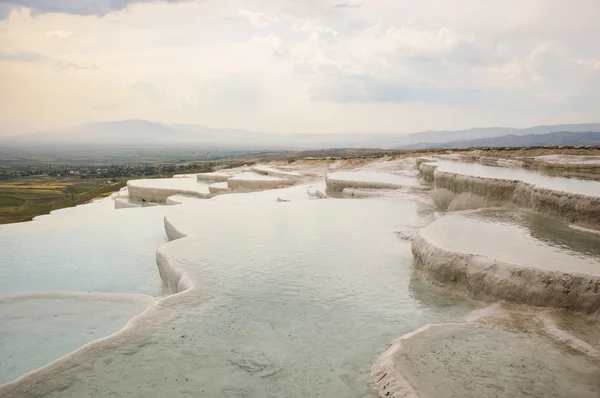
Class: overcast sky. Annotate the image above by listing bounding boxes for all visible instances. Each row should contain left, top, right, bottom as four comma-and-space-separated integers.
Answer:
1, 0, 599, 135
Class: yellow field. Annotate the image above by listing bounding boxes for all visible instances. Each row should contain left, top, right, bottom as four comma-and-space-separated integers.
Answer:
0, 177, 126, 224
0, 183, 74, 190
1, 188, 64, 195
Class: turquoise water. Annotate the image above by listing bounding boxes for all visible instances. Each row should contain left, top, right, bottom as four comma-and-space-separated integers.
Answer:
2, 165, 599, 396
0, 293, 153, 384
0, 203, 167, 296
0, 198, 477, 395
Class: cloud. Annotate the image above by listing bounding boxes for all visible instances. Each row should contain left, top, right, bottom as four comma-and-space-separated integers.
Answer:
53, 60, 99, 70
0, 50, 98, 70
1, 0, 600, 134
93, 101, 121, 112
0, 0, 190, 18
333, 1, 364, 8
45, 30, 72, 39
0, 50, 45, 62
129, 81, 164, 98
305, 75, 481, 105
238, 8, 280, 28
250, 33, 289, 57
205, 74, 266, 110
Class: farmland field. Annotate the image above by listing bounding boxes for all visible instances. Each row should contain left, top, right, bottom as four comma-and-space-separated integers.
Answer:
0, 178, 126, 224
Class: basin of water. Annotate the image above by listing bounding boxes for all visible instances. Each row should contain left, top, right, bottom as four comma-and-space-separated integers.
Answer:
327, 171, 422, 190
0, 292, 154, 384
1, 199, 477, 395
0, 203, 168, 295
128, 177, 212, 196
421, 209, 600, 276
432, 160, 600, 197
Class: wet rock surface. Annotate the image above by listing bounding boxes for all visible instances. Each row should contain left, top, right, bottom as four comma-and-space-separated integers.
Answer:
372, 304, 600, 398
3, 154, 600, 398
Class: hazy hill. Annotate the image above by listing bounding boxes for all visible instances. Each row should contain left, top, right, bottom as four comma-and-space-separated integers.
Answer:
4, 120, 600, 150
402, 131, 600, 150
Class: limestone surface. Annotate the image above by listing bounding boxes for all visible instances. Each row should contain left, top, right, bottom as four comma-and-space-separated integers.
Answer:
226, 172, 294, 190
419, 159, 600, 227
372, 304, 600, 398
412, 210, 600, 313
196, 172, 232, 182
326, 171, 422, 191
127, 177, 212, 202
208, 182, 229, 194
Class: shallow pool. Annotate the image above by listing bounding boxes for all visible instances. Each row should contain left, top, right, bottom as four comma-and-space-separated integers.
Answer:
0, 203, 167, 296
1, 199, 478, 396
433, 160, 600, 197
421, 209, 600, 276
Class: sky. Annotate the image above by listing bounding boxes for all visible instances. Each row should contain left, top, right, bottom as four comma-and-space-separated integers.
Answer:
0, 0, 599, 135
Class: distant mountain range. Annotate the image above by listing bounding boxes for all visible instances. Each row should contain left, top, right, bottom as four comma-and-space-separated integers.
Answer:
3, 120, 600, 150
402, 131, 600, 150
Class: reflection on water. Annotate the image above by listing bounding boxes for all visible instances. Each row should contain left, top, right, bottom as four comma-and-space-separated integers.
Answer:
0, 294, 153, 384
0, 204, 167, 295
434, 160, 600, 196
138, 200, 478, 397
424, 209, 600, 275
472, 210, 600, 258
1, 197, 479, 394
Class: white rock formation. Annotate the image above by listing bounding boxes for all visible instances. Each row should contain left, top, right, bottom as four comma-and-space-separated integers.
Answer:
251, 165, 303, 179
226, 172, 294, 191
326, 171, 422, 191
412, 211, 600, 313
418, 160, 600, 227
208, 182, 229, 194
372, 303, 600, 398
127, 178, 211, 202
196, 172, 231, 182
306, 185, 328, 199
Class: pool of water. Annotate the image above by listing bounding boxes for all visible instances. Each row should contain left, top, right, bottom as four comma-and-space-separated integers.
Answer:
421, 209, 600, 276
211, 184, 322, 203
0, 203, 168, 296
327, 171, 422, 187
432, 160, 600, 197
128, 177, 212, 194
3, 199, 478, 396
0, 293, 154, 384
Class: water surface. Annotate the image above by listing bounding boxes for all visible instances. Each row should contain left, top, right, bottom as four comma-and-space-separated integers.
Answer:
421, 209, 600, 275
433, 160, 600, 197
328, 171, 421, 187
0, 203, 167, 295
100, 199, 477, 397
0, 293, 153, 384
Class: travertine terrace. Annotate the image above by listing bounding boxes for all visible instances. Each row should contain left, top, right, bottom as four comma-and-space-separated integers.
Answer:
1, 153, 599, 398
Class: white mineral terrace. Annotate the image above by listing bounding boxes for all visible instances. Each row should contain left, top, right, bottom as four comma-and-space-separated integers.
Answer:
426, 159, 600, 197
251, 165, 304, 179
412, 209, 600, 313
1, 156, 599, 397
372, 303, 600, 398
419, 158, 600, 227
226, 171, 295, 190
195, 171, 232, 182
326, 171, 422, 191
532, 154, 600, 166
128, 176, 212, 202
